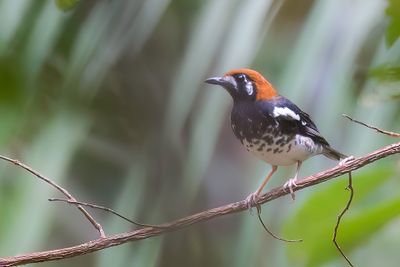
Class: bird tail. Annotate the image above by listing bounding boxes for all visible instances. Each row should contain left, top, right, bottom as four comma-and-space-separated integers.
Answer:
322, 146, 347, 161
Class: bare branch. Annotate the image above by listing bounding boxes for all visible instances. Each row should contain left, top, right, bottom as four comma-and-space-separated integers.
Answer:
0, 155, 105, 238
333, 172, 354, 267
343, 114, 400, 137
256, 206, 303, 243
0, 141, 399, 267
48, 198, 165, 229
332, 115, 400, 267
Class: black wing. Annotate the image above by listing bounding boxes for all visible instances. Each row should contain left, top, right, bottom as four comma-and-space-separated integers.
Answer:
258, 96, 330, 147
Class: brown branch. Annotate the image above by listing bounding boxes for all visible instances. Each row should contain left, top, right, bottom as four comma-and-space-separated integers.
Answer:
331, 114, 399, 266
0, 155, 105, 238
0, 141, 399, 267
48, 198, 164, 229
256, 205, 303, 243
52, 197, 303, 244
343, 114, 400, 137
50, 196, 302, 242
333, 172, 354, 267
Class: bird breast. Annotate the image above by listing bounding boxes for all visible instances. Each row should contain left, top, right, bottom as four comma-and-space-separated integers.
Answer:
231, 104, 322, 166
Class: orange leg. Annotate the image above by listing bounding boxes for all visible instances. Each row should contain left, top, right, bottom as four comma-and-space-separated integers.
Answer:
255, 165, 278, 195
246, 165, 277, 209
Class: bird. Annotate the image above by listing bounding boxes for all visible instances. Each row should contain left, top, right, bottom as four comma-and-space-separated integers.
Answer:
205, 68, 346, 208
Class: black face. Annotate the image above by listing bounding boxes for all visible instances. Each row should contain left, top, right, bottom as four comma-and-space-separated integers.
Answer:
233, 74, 256, 99
205, 73, 256, 101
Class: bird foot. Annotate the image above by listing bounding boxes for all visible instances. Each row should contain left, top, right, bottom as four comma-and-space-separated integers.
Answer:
339, 155, 355, 166
245, 192, 261, 211
283, 178, 298, 201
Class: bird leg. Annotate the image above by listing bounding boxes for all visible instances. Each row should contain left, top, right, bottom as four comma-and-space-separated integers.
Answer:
245, 165, 277, 210
283, 161, 302, 201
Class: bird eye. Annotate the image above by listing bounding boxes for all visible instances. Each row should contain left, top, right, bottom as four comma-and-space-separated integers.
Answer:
236, 74, 246, 82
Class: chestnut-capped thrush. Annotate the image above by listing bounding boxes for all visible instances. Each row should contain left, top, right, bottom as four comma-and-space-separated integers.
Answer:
205, 69, 346, 207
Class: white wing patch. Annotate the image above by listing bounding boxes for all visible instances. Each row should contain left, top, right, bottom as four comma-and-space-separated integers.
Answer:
272, 107, 300, 121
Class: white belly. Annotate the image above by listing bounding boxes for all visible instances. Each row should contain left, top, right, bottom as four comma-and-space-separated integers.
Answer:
242, 135, 323, 166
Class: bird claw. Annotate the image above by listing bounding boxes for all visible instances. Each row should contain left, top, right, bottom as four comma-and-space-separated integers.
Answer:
283, 178, 298, 201
245, 192, 261, 212
339, 155, 355, 166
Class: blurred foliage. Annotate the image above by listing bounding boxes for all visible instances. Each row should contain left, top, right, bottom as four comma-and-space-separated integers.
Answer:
55, 0, 79, 11
284, 164, 396, 266
0, 0, 399, 267
369, 64, 400, 99
370, 64, 400, 82
385, 0, 400, 46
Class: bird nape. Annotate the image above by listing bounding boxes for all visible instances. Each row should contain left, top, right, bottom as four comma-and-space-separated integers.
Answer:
205, 68, 346, 208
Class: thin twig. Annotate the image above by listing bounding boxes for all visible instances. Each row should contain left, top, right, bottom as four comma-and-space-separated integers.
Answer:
0, 141, 399, 266
256, 205, 302, 243
336, 113, 400, 266
48, 198, 166, 229
0, 155, 105, 238
343, 114, 400, 137
333, 172, 354, 267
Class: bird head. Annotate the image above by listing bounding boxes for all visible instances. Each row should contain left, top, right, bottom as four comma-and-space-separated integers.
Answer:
205, 68, 278, 102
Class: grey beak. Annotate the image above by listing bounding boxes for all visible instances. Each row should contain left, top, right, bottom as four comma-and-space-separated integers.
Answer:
205, 75, 237, 97
204, 76, 233, 88
205, 76, 225, 85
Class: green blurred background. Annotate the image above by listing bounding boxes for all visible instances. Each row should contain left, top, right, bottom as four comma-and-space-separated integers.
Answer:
0, 0, 399, 266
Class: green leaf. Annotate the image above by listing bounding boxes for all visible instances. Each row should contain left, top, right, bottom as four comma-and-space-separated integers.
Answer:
385, 0, 400, 47
369, 64, 400, 82
55, 0, 79, 12
283, 164, 395, 266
